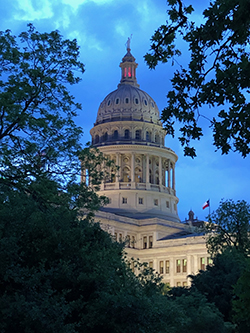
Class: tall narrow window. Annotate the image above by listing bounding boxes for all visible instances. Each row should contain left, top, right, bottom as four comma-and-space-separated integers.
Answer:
149, 236, 153, 248
138, 197, 143, 205
159, 261, 164, 274
165, 260, 170, 274
149, 261, 153, 269
176, 259, 181, 273
200, 257, 205, 270
126, 235, 131, 248
113, 130, 118, 139
182, 259, 187, 273
128, 67, 132, 77
119, 233, 122, 242
135, 129, 141, 140
207, 257, 213, 266
124, 129, 130, 139
131, 236, 135, 248
143, 236, 147, 249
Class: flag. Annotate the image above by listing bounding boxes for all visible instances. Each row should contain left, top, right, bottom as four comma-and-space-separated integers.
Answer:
202, 200, 210, 210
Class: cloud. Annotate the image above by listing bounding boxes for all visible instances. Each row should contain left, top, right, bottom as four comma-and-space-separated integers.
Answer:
13, 0, 53, 21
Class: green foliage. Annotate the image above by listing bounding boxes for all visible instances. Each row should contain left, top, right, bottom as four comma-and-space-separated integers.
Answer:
145, 0, 250, 157
168, 289, 230, 333
0, 24, 85, 185
206, 200, 250, 256
233, 258, 250, 332
189, 248, 247, 324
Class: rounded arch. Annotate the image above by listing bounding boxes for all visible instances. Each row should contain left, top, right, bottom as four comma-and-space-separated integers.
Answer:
122, 166, 131, 182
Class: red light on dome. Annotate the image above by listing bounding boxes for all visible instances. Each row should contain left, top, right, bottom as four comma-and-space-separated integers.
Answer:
128, 67, 131, 77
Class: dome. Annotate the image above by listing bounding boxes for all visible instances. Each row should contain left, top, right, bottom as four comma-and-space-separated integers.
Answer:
95, 43, 160, 126
96, 85, 160, 125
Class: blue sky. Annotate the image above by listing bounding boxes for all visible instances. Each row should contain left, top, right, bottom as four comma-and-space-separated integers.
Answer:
1, 0, 249, 221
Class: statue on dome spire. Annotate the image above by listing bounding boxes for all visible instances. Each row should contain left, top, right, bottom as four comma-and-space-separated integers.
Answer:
126, 34, 132, 51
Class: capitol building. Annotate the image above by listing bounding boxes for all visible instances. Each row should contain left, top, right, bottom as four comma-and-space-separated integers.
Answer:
87, 43, 210, 287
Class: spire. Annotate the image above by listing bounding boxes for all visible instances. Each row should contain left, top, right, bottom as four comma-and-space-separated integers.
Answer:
118, 37, 139, 87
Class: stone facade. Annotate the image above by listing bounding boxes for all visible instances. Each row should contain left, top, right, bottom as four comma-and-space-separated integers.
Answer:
87, 43, 209, 286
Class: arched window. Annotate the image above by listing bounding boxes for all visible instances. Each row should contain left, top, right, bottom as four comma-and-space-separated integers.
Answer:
113, 130, 118, 140
123, 167, 130, 182
135, 167, 142, 183
155, 134, 159, 143
135, 129, 141, 140
146, 131, 151, 142
124, 129, 130, 139
103, 132, 108, 141
95, 135, 99, 144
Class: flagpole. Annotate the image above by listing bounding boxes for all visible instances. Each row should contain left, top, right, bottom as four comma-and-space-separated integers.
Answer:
209, 198, 211, 221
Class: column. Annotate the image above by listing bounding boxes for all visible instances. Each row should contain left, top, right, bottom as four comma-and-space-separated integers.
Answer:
172, 163, 175, 191
159, 156, 162, 187
115, 152, 120, 189
168, 160, 171, 188
116, 153, 120, 182
131, 152, 135, 189
131, 152, 135, 182
146, 154, 150, 190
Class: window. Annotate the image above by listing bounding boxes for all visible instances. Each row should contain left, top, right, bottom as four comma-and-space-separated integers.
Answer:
107, 100, 111, 106
126, 235, 131, 247
159, 261, 164, 274
135, 98, 139, 104
135, 129, 141, 140
94, 135, 99, 144
124, 129, 130, 139
207, 257, 213, 266
125, 97, 129, 104
143, 236, 147, 249
122, 197, 127, 204
149, 261, 153, 269
131, 236, 135, 248
149, 236, 153, 248
182, 259, 187, 273
155, 134, 159, 143
176, 282, 181, 287
115, 98, 119, 104
154, 199, 158, 206
165, 260, 170, 274
139, 197, 143, 205
103, 132, 108, 141
113, 130, 118, 139
176, 259, 181, 273
119, 233, 122, 242
146, 131, 151, 141
183, 281, 187, 287
114, 232, 117, 241
200, 257, 205, 270
166, 201, 170, 208
144, 100, 147, 106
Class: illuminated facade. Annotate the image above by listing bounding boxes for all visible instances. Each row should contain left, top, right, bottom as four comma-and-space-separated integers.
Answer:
88, 43, 209, 286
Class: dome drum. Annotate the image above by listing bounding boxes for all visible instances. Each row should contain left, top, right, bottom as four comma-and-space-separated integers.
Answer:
90, 121, 166, 147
